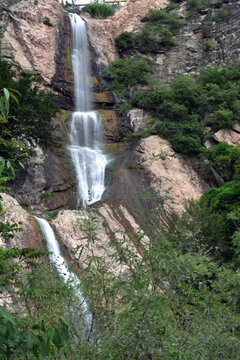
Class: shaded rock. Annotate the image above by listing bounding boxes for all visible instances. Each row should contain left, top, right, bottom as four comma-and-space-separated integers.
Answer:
128, 108, 151, 133
0, 0, 73, 107
12, 112, 75, 212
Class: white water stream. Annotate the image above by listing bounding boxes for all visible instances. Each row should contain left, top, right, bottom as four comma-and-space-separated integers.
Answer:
35, 217, 92, 333
68, 13, 109, 208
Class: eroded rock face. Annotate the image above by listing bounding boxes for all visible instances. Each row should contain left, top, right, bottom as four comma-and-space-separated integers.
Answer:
1, 0, 68, 83
52, 203, 147, 274
11, 112, 76, 212
0, 193, 42, 250
212, 126, 240, 146
134, 136, 210, 213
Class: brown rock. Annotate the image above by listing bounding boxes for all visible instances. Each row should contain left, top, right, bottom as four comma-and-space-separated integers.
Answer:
93, 91, 115, 104
1, 0, 67, 84
135, 136, 209, 213
0, 193, 42, 250
212, 128, 240, 146
98, 109, 121, 140
52, 203, 145, 274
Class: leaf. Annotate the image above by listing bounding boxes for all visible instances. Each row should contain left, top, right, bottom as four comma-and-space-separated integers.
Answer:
3, 88, 9, 103
9, 92, 19, 106
3, 89, 9, 115
6, 161, 15, 177
0, 306, 15, 325
37, 339, 50, 357
60, 316, 70, 328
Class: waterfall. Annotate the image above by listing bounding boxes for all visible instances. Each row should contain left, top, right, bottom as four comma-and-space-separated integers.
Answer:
35, 217, 92, 333
68, 13, 109, 208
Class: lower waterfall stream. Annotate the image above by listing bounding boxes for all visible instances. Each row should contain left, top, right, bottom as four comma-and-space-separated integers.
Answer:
35, 217, 92, 336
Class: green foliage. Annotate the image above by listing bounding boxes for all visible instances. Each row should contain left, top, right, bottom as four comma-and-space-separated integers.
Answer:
102, 58, 150, 95
115, 32, 135, 56
124, 61, 240, 155
203, 38, 216, 51
187, 0, 209, 13
207, 142, 240, 182
0, 60, 57, 171
81, 3, 114, 18
128, 162, 146, 170
136, 26, 176, 53
142, 9, 185, 31
211, 7, 228, 22
201, 23, 211, 38
115, 9, 184, 56
70, 209, 240, 359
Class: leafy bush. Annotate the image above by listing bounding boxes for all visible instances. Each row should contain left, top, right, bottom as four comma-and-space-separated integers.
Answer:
115, 9, 184, 56
142, 9, 185, 31
0, 60, 57, 168
211, 7, 228, 22
129, 62, 240, 155
102, 58, 150, 95
203, 39, 216, 51
115, 32, 135, 56
81, 3, 114, 18
187, 0, 210, 12
201, 23, 211, 38
207, 142, 240, 182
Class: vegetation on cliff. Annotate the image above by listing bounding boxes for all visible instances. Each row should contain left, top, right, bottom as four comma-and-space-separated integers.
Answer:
0, 60, 57, 173
103, 55, 240, 156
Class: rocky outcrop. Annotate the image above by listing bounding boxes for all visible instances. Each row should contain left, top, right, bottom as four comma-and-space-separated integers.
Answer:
0, 193, 42, 250
0, 0, 73, 107
134, 136, 210, 213
52, 202, 148, 274
212, 126, 240, 146
11, 111, 76, 212
149, 0, 240, 85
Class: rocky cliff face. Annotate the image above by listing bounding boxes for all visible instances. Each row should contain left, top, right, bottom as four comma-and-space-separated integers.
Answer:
1, 0, 240, 268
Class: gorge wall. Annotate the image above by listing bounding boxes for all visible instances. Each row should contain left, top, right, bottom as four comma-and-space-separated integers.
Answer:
0, 0, 240, 261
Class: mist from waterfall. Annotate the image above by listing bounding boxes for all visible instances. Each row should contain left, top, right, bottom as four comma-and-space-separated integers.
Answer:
68, 13, 109, 208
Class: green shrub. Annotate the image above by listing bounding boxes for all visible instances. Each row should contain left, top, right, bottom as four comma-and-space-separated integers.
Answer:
201, 24, 211, 38
115, 9, 184, 56
203, 39, 216, 51
187, 0, 210, 12
0, 60, 57, 168
171, 133, 203, 155
211, 7, 228, 22
81, 3, 114, 18
136, 26, 175, 53
102, 58, 150, 95
142, 9, 185, 31
115, 32, 135, 56
207, 143, 240, 182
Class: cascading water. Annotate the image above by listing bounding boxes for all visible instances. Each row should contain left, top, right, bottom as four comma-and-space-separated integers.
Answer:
35, 217, 92, 334
68, 13, 109, 208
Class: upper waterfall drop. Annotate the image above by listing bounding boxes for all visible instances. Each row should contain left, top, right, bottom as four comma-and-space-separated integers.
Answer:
68, 13, 109, 208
